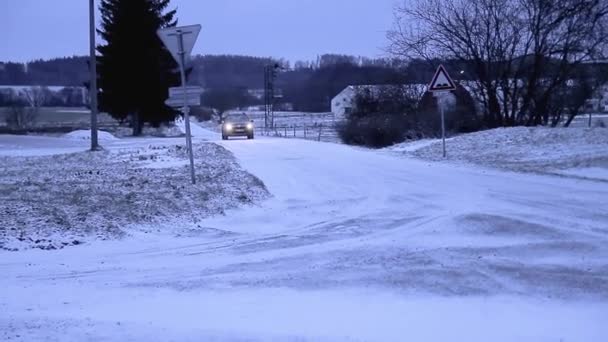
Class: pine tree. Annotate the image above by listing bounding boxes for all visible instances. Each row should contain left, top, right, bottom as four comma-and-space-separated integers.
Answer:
97, 0, 179, 136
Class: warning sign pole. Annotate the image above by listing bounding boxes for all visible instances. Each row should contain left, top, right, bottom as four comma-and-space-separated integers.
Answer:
440, 103, 446, 158
428, 65, 456, 158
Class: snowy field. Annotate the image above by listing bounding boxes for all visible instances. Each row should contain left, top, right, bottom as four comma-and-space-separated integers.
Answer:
1, 124, 608, 341
221, 110, 340, 142
392, 127, 608, 181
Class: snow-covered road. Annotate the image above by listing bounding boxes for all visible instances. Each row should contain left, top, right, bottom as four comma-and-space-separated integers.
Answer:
2, 127, 608, 341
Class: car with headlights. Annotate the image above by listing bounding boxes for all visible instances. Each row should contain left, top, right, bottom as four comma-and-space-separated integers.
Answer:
222, 113, 255, 140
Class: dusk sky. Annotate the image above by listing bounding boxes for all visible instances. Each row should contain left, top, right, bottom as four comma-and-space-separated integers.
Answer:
0, 0, 397, 63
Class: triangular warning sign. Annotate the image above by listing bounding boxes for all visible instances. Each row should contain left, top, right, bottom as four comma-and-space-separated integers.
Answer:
157, 24, 202, 67
428, 65, 456, 92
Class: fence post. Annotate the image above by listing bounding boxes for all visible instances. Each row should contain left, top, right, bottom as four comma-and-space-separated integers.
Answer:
293, 126, 296, 137
304, 127, 307, 139
284, 126, 287, 137
318, 124, 322, 141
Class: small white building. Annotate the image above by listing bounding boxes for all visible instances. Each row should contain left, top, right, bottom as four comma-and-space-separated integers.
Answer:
331, 84, 429, 118
330, 86, 358, 117
582, 84, 608, 113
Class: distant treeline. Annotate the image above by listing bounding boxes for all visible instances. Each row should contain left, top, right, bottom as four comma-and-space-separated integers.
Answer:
0, 54, 448, 112
0, 57, 89, 87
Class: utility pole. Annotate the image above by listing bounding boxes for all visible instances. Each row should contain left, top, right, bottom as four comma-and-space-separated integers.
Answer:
439, 102, 447, 158
89, 0, 100, 151
264, 66, 269, 130
264, 63, 282, 130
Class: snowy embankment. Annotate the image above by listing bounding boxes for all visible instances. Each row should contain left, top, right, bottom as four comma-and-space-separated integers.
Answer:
391, 127, 608, 181
0, 133, 268, 251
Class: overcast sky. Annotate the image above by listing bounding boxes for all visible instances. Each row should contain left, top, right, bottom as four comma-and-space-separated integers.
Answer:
0, 0, 397, 63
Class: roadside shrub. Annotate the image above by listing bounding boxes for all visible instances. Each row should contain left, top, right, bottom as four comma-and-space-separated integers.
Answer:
337, 84, 481, 148
6, 104, 37, 129
338, 114, 408, 148
417, 88, 482, 136
190, 106, 215, 122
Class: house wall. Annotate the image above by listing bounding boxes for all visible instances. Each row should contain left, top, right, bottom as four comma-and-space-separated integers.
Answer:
331, 86, 356, 118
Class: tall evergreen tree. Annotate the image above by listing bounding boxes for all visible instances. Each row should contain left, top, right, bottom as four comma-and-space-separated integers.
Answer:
97, 0, 178, 135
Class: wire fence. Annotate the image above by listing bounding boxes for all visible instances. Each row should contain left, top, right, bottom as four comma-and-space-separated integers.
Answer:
258, 123, 340, 143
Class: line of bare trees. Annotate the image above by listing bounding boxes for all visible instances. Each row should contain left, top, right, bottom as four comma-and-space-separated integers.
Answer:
3, 87, 50, 129
388, 0, 608, 127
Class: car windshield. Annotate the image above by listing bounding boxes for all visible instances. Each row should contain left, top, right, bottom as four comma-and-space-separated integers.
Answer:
226, 114, 249, 122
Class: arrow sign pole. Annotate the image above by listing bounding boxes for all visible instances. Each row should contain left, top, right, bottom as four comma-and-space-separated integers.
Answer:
177, 31, 196, 185
158, 25, 201, 185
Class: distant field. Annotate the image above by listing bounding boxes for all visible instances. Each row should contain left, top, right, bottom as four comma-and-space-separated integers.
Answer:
567, 113, 608, 128
224, 110, 340, 142
0, 107, 117, 127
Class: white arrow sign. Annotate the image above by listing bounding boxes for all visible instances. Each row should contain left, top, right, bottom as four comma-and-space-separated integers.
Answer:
169, 86, 203, 98
157, 24, 201, 67
165, 95, 200, 108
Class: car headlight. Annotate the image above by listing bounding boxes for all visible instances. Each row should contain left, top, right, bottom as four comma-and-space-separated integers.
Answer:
246, 123, 253, 130
225, 123, 233, 131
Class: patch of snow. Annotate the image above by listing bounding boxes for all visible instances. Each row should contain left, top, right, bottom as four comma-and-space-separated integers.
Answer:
61, 109, 91, 114
2, 286, 607, 342
175, 117, 219, 140
557, 166, 608, 181
387, 138, 443, 153
0, 135, 89, 157
63, 130, 118, 142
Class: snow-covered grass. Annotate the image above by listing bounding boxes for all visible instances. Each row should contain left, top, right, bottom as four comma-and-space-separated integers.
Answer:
392, 127, 608, 181
0, 139, 268, 251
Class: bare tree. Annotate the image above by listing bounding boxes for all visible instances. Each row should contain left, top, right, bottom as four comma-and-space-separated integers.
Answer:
388, 0, 608, 127
548, 63, 608, 127
6, 104, 37, 129
518, 0, 608, 125
22, 86, 49, 108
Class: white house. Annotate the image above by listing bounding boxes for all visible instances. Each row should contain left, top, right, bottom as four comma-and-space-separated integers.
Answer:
331, 84, 429, 118
592, 84, 608, 112
330, 86, 358, 117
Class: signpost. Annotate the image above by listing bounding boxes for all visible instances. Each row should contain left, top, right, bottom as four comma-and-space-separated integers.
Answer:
169, 86, 204, 99
165, 86, 203, 107
157, 24, 202, 184
164, 96, 200, 108
428, 65, 456, 158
